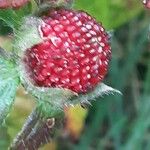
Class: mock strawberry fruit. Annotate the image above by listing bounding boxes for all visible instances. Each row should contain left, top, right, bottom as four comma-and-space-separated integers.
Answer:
0, 0, 29, 9
23, 9, 111, 94
143, 0, 150, 8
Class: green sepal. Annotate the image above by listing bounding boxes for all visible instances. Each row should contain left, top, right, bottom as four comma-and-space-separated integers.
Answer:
70, 83, 122, 106
14, 16, 43, 57
32, 83, 121, 118
19, 81, 72, 118
37, 101, 63, 119
22, 79, 77, 109
0, 56, 20, 126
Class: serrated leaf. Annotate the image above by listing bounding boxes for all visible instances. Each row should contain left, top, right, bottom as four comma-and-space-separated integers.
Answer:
0, 56, 20, 126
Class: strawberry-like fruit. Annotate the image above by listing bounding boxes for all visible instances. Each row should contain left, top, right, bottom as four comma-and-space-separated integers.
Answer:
143, 0, 150, 8
23, 9, 111, 94
0, 0, 29, 9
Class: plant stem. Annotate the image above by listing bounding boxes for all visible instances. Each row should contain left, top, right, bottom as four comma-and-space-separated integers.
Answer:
10, 107, 63, 150
21, 118, 55, 150
10, 107, 40, 149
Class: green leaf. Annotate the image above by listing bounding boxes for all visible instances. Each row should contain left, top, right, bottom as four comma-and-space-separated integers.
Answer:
0, 2, 33, 30
0, 56, 20, 126
0, 20, 13, 35
0, 126, 10, 149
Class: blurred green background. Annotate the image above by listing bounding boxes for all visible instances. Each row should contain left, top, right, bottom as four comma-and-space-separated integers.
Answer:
0, 0, 150, 150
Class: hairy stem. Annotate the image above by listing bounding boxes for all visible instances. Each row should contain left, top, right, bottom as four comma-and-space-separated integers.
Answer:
22, 118, 55, 149
10, 107, 40, 149
10, 107, 63, 150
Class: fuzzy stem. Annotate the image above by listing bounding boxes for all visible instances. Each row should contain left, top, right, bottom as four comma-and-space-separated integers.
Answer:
20, 118, 56, 150
9, 107, 40, 149
10, 118, 62, 149
10, 107, 63, 150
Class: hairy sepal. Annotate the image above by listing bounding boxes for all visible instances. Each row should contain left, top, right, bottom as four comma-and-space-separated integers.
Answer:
0, 56, 20, 126
19, 75, 77, 117
35, 83, 121, 117
14, 16, 43, 57
68, 83, 121, 106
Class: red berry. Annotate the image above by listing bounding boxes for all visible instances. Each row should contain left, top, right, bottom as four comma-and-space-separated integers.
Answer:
0, 0, 9, 8
143, 0, 150, 8
0, 0, 29, 9
23, 9, 111, 94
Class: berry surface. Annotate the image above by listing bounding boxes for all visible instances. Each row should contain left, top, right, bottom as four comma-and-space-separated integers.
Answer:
23, 9, 111, 93
0, 0, 29, 9
143, 0, 150, 8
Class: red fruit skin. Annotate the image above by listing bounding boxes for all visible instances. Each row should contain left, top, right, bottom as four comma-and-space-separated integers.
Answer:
23, 9, 111, 94
0, 0, 29, 9
143, 0, 150, 8
0, 0, 9, 8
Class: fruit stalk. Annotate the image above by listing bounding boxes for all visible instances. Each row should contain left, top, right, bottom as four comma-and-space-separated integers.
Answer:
10, 107, 40, 149
21, 118, 56, 149
10, 106, 63, 149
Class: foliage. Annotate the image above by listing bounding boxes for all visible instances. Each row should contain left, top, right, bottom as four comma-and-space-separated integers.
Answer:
0, 56, 19, 125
